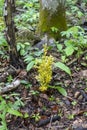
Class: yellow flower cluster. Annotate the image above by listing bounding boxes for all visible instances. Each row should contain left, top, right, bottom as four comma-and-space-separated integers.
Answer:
35, 45, 54, 92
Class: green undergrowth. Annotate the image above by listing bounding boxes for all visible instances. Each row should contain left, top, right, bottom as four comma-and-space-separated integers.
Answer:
0, 0, 87, 129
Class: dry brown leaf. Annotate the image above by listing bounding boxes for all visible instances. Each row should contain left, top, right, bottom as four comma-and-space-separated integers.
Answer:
79, 70, 87, 78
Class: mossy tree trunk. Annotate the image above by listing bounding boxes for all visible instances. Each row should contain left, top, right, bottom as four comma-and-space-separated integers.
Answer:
38, 0, 67, 39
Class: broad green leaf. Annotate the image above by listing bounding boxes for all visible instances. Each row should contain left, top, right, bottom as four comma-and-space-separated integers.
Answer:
20, 80, 29, 84
48, 86, 67, 97
57, 44, 63, 52
7, 108, 23, 117
34, 50, 43, 56
24, 55, 34, 63
64, 46, 74, 56
20, 49, 25, 55
26, 61, 35, 71
56, 86, 67, 96
23, 113, 29, 118
17, 43, 21, 51
54, 62, 71, 75
61, 55, 66, 63
77, 11, 83, 18
24, 42, 30, 46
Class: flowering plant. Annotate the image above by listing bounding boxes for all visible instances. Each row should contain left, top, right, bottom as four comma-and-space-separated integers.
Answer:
35, 44, 54, 92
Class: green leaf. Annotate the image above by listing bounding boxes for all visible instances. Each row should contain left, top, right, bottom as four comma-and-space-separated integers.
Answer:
64, 46, 74, 56
56, 86, 67, 96
34, 50, 43, 56
17, 43, 21, 51
24, 55, 34, 63
54, 62, 71, 75
23, 113, 29, 118
48, 86, 67, 97
20, 80, 29, 84
26, 61, 35, 71
20, 49, 25, 55
56, 44, 63, 52
7, 108, 23, 117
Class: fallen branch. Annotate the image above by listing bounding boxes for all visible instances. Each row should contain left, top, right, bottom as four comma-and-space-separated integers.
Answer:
0, 79, 21, 94
37, 115, 60, 127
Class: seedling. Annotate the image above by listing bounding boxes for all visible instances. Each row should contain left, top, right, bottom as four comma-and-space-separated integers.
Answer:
68, 114, 75, 120
7, 75, 13, 83
32, 113, 41, 122
71, 101, 77, 106
49, 95, 55, 101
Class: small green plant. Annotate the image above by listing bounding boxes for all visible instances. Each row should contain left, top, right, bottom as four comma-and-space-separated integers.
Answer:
24, 49, 43, 71
21, 80, 32, 89
49, 85, 67, 97
42, 106, 47, 111
71, 101, 77, 106
51, 27, 59, 33
32, 113, 41, 122
0, 95, 26, 130
34, 44, 67, 96
49, 95, 55, 101
58, 109, 63, 117
7, 75, 13, 83
0, 33, 8, 59
61, 26, 87, 58
67, 114, 75, 120
17, 42, 31, 56
54, 62, 71, 76
0, 96, 8, 130
15, 0, 39, 30
24, 55, 35, 71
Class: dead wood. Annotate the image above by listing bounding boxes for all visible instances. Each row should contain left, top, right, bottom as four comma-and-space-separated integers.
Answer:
0, 79, 21, 94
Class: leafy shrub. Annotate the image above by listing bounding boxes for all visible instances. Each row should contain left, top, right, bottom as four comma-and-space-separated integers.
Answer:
61, 26, 87, 57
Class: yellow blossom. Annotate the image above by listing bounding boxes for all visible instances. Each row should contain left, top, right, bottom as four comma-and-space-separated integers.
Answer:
35, 44, 54, 92
39, 86, 48, 92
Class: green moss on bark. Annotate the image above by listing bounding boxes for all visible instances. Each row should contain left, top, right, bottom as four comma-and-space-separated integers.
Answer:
38, 3, 67, 39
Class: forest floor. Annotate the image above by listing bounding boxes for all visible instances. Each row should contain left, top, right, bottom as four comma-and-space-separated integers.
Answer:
0, 1, 87, 130
0, 45, 87, 130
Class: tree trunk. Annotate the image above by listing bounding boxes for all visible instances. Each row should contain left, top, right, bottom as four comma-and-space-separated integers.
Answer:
4, 0, 21, 68
38, 0, 67, 39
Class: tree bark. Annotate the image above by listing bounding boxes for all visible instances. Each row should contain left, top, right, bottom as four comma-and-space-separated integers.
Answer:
4, 0, 20, 68
38, 0, 67, 39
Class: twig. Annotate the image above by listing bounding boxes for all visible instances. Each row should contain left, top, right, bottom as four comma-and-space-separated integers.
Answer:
67, 58, 77, 66
16, 8, 26, 12
38, 115, 60, 127
67, 50, 87, 66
